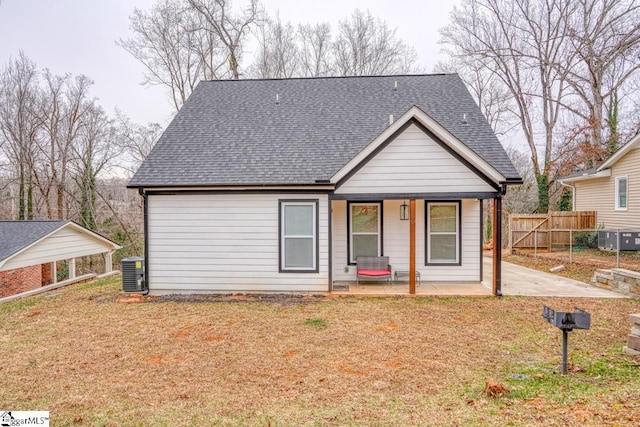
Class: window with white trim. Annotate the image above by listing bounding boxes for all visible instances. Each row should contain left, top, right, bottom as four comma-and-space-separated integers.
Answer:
280, 200, 317, 272
349, 203, 381, 264
615, 176, 628, 210
426, 202, 460, 265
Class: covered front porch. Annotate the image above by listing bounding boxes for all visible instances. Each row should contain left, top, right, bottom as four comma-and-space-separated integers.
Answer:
329, 197, 504, 296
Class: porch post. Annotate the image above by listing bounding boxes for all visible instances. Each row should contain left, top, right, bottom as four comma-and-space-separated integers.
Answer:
69, 258, 76, 279
409, 199, 416, 295
492, 196, 503, 296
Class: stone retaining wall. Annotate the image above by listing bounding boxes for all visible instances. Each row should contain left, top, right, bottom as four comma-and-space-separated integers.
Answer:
624, 314, 640, 356
592, 268, 640, 297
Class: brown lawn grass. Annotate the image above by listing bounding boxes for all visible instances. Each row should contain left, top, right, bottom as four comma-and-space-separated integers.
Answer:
1, 276, 639, 426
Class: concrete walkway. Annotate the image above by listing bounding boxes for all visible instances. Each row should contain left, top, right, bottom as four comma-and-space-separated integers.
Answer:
484, 258, 628, 298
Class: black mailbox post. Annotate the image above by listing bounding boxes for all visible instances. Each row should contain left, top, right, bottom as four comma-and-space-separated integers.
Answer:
542, 306, 591, 374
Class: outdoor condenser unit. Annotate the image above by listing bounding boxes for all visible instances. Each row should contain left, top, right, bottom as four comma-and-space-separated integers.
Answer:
598, 230, 640, 251
121, 256, 145, 292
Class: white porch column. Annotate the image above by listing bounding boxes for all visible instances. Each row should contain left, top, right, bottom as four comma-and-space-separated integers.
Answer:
105, 252, 113, 274
51, 261, 57, 284
69, 258, 76, 279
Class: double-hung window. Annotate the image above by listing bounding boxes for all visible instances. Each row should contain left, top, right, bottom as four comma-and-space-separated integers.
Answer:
615, 177, 628, 210
349, 202, 381, 264
426, 201, 461, 265
280, 200, 318, 272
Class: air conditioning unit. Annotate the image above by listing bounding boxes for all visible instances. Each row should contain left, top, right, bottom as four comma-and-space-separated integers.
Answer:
598, 230, 640, 251
122, 257, 145, 292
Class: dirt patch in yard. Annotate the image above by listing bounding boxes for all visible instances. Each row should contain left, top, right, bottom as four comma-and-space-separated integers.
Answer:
1, 276, 639, 426
505, 248, 640, 283
149, 292, 330, 306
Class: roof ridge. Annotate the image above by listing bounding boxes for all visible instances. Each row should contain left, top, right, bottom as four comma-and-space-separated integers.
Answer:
199, 73, 454, 84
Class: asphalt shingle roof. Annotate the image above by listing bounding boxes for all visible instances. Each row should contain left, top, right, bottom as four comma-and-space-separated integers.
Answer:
0, 220, 68, 262
128, 74, 520, 187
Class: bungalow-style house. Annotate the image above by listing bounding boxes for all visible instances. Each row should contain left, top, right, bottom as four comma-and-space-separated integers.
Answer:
560, 132, 640, 230
128, 75, 522, 295
0, 220, 121, 299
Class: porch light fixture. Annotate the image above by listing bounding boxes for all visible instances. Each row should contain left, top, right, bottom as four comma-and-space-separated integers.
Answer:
400, 201, 409, 220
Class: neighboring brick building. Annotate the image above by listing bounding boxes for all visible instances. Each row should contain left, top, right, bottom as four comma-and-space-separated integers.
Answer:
0, 221, 121, 299
0, 265, 43, 298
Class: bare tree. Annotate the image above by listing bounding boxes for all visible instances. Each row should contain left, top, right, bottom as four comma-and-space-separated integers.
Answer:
118, 0, 228, 111
252, 14, 299, 78
115, 113, 163, 174
334, 9, 418, 76
36, 71, 93, 219
186, 0, 262, 79
434, 57, 516, 137
71, 104, 117, 231
503, 147, 538, 214
558, 0, 640, 156
0, 52, 40, 220
440, 0, 577, 213
298, 22, 333, 77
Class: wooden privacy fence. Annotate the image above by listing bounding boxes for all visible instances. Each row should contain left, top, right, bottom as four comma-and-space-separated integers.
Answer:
509, 211, 596, 252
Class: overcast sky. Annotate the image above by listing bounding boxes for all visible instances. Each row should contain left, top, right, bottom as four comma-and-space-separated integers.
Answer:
0, 0, 460, 127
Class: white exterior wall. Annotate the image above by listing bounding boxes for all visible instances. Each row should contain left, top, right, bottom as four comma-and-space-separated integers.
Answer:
335, 123, 495, 194
575, 146, 640, 230
332, 199, 482, 283
1, 226, 112, 272
147, 193, 329, 293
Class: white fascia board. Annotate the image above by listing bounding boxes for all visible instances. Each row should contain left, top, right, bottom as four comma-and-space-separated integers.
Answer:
330, 105, 506, 185
560, 169, 612, 183
598, 132, 640, 171
142, 185, 335, 192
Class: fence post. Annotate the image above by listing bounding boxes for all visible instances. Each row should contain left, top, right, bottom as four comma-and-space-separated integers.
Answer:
616, 229, 620, 268
508, 213, 512, 254
534, 229, 538, 258
569, 229, 573, 263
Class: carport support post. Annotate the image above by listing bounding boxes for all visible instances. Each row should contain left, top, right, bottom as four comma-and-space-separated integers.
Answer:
409, 199, 416, 295
69, 258, 76, 279
492, 196, 502, 297
51, 261, 57, 284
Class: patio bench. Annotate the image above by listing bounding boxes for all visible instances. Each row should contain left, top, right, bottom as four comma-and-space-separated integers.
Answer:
356, 256, 392, 286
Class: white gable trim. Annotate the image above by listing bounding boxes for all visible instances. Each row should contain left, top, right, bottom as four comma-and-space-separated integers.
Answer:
330, 106, 507, 186
597, 132, 640, 171
0, 222, 121, 271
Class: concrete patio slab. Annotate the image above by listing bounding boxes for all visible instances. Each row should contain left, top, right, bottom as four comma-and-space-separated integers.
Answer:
331, 282, 491, 296
484, 258, 628, 298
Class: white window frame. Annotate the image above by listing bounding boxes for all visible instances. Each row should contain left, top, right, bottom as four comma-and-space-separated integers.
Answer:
280, 200, 318, 272
349, 202, 382, 264
426, 201, 461, 265
615, 176, 628, 211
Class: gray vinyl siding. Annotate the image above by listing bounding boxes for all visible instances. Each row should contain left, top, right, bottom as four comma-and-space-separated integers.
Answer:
332, 199, 481, 282
335, 124, 495, 194
146, 193, 329, 294
2, 227, 112, 271
575, 146, 640, 230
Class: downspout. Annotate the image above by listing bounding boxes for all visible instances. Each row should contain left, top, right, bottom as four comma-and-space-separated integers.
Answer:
492, 184, 507, 297
139, 188, 150, 295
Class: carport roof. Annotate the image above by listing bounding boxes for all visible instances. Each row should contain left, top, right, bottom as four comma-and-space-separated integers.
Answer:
0, 220, 121, 271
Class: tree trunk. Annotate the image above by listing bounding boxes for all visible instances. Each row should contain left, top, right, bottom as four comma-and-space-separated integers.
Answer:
536, 174, 550, 214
